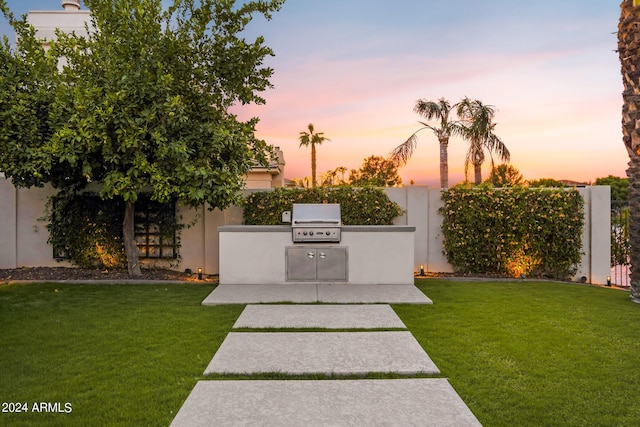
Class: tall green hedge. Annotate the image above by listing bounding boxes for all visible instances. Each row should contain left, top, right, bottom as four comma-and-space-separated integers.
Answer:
439, 185, 584, 279
243, 187, 403, 225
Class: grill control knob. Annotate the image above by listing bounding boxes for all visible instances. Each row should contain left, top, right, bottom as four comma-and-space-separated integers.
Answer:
325, 231, 330, 235
303, 231, 308, 235
309, 231, 314, 236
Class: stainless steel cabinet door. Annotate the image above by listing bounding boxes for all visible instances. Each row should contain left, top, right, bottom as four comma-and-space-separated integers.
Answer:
286, 248, 317, 281
286, 247, 348, 281
317, 247, 348, 281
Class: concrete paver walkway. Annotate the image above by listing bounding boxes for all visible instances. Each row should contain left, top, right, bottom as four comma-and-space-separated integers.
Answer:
202, 284, 433, 305
171, 285, 481, 426
170, 379, 482, 427
233, 304, 406, 329
204, 331, 440, 376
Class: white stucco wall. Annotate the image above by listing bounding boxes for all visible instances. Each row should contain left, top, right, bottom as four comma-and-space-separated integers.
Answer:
0, 178, 612, 284
217, 226, 416, 285
27, 10, 91, 43
576, 186, 611, 284
0, 178, 17, 269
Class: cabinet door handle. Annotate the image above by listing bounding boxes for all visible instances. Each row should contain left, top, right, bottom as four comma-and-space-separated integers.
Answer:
319, 252, 326, 259
307, 252, 315, 259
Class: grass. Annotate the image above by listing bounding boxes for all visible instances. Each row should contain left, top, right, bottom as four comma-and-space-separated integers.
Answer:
0, 282, 241, 426
1, 280, 639, 426
396, 279, 640, 426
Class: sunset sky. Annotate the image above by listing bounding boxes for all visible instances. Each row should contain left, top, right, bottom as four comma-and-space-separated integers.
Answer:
1, 1, 629, 186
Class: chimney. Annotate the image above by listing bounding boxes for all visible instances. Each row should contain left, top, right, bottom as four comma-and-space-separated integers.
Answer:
62, 1, 81, 10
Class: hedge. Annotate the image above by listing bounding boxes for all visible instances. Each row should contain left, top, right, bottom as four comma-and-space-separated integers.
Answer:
439, 185, 584, 279
243, 187, 403, 225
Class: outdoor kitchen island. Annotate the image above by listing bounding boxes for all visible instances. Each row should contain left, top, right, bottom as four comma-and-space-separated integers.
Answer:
218, 225, 416, 285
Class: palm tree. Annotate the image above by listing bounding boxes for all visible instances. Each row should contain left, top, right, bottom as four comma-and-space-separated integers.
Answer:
298, 123, 330, 188
457, 98, 510, 185
618, 0, 640, 303
391, 98, 463, 189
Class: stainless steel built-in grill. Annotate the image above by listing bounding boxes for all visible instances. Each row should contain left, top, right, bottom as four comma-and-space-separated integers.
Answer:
291, 203, 341, 243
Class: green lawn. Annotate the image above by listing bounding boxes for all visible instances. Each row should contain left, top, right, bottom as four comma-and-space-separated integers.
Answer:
0, 282, 240, 426
399, 279, 640, 427
0, 280, 638, 426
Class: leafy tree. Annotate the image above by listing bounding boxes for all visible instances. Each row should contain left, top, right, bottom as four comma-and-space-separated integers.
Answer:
391, 98, 463, 189
595, 175, 629, 201
0, 4, 62, 188
457, 97, 510, 185
619, 0, 640, 302
349, 155, 402, 187
298, 123, 330, 188
0, 0, 284, 276
486, 163, 523, 187
528, 178, 566, 188
319, 166, 348, 187
290, 176, 312, 188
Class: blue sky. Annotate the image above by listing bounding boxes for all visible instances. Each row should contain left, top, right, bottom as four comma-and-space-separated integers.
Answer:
0, 1, 628, 185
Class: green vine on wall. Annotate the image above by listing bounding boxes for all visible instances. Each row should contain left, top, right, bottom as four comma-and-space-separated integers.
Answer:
243, 187, 403, 225
43, 192, 181, 269
439, 185, 584, 279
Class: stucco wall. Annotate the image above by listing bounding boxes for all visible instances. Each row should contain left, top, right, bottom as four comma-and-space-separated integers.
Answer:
0, 179, 612, 284
217, 225, 416, 285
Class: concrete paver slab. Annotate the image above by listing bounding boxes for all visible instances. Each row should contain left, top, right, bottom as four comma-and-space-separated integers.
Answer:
170, 379, 482, 427
318, 284, 433, 304
202, 284, 432, 305
202, 284, 318, 304
233, 304, 407, 329
204, 331, 439, 375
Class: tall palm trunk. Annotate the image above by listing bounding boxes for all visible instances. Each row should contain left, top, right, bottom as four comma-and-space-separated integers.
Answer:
311, 143, 317, 188
123, 200, 141, 276
474, 163, 482, 185
299, 123, 329, 189
473, 149, 485, 185
438, 137, 448, 189
618, 0, 640, 302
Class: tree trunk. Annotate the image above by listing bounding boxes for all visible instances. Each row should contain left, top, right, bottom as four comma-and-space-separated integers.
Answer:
311, 143, 317, 188
618, 0, 640, 302
474, 163, 482, 185
628, 156, 640, 302
123, 200, 141, 276
439, 137, 448, 189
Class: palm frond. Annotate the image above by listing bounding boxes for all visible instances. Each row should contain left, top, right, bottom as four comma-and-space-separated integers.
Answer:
390, 133, 418, 166
487, 134, 510, 162
298, 131, 310, 147
414, 99, 446, 120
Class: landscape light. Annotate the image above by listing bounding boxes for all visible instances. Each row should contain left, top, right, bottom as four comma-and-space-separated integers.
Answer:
606, 276, 611, 287
419, 265, 425, 276
198, 268, 203, 281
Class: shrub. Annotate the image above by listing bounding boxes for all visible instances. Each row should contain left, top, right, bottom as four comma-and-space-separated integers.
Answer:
243, 187, 403, 225
439, 185, 584, 279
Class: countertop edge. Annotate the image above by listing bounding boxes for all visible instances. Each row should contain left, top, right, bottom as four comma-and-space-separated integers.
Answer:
218, 225, 416, 232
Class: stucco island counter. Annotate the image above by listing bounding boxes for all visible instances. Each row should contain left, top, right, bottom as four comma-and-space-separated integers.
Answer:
218, 225, 416, 285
